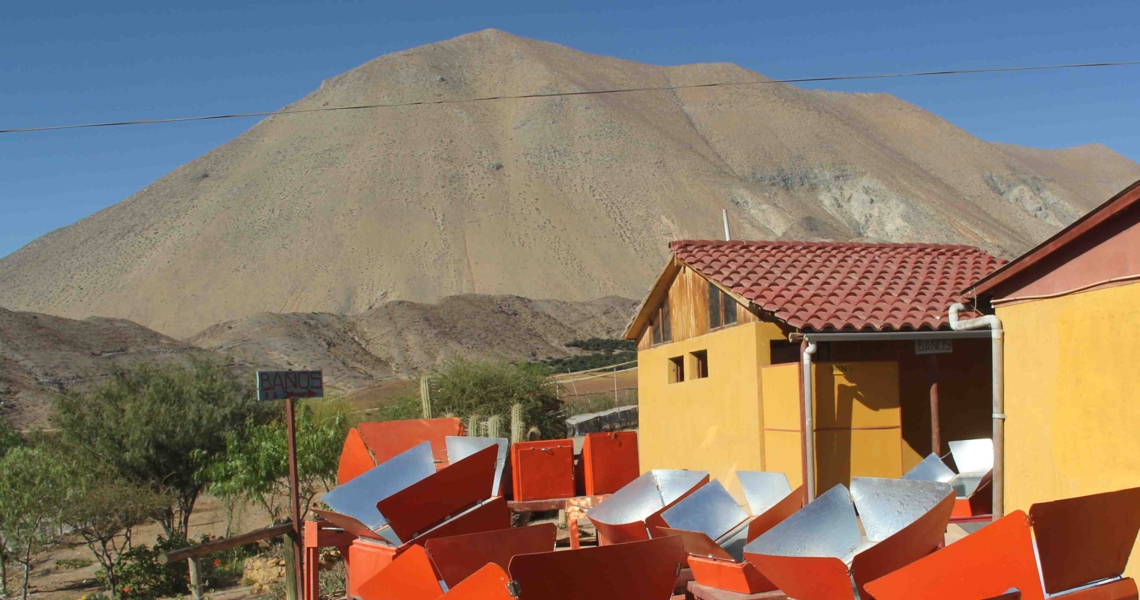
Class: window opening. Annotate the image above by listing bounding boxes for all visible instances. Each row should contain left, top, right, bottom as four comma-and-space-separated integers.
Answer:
669, 356, 685, 384
692, 351, 709, 379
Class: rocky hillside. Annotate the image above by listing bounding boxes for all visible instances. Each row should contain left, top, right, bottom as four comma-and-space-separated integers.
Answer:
1, 30, 1138, 337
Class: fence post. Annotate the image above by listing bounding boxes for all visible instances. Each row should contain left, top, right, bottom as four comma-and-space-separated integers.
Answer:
510, 404, 524, 443
187, 557, 204, 600
420, 377, 432, 419
283, 534, 299, 600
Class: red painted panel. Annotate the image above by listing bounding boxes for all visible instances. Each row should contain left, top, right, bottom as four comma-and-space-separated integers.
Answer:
377, 445, 497, 542
438, 564, 515, 600
851, 489, 955, 599
656, 528, 733, 561
688, 557, 777, 595
346, 539, 400, 599
746, 485, 806, 543
510, 439, 575, 501
748, 554, 854, 600
591, 519, 651, 545
358, 544, 442, 600
862, 510, 1045, 600
338, 427, 377, 484
1056, 579, 1138, 600
507, 536, 687, 600
358, 418, 462, 466
581, 432, 640, 496
404, 498, 512, 549
1030, 487, 1140, 594
425, 524, 557, 589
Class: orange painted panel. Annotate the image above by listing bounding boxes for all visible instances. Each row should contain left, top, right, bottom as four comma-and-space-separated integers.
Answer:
510, 439, 575, 501
339, 427, 377, 484
688, 557, 777, 595
356, 544, 439, 600
507, 536, 687, 600
850, 489, 955, 599
405, 498, 511, 549
425, 524, 557, 589
1055, 579, 1138, 600
656, 528, 733, 561
748, 554, 854, 600
438, 564, 515, 600
346, 539, 398, 599
358, 418, 462, 466
581, 432, 640, 496
1029, 487, 1140, 594
377, 445, 497, 542
862, 511, 1045, 600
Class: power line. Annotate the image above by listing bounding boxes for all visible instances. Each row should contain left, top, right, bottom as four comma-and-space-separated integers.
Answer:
2, 59, 1138, 134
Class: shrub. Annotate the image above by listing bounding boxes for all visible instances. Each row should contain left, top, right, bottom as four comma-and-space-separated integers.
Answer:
101, 535, 237, 600
428, 358, 563, 439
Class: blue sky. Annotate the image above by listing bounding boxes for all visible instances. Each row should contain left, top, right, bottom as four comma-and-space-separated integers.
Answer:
2, 0, 1137, 258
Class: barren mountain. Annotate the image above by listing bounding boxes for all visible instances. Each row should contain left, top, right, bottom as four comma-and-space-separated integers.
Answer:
1, 30, 1137, 337
0, 308, 211, 427
189, 294, 636, 386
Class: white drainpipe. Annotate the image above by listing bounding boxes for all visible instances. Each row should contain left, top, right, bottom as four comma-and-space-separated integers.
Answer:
948, 303, 1005, 520
802, 341, 818, 501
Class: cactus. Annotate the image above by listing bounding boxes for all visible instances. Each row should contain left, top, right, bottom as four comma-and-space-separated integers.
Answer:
466, 415, 479, 437
420, 377, 432, 419
510, 403, 525, 443
487, 415, 502, 438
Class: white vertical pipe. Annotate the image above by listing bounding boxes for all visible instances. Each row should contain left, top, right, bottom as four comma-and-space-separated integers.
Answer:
802, 341, 818, 501
723, 209, 731, 241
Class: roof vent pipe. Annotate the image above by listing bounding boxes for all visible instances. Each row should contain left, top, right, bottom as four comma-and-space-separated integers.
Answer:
722, 209, 731, 241
948, 303, 1005, 520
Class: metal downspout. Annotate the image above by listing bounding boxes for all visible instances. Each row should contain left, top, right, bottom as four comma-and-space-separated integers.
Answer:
801, 341, 818, 501
949, 303, 1005, 520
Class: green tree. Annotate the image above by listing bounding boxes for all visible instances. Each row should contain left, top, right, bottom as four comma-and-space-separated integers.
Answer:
0, 447, 69, 600
199, 403, 347, 523
428, 358, 563, 439
0, 419, 22, 596
61, 477, 167, 600
51, 357, 262, 538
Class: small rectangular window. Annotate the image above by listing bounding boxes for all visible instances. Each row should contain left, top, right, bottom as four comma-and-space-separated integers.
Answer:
708, 282, 722, 329
662, 303, 672, 342
722, 290, 737, 325
692, 351, 709, 379
669, 356, 685, 384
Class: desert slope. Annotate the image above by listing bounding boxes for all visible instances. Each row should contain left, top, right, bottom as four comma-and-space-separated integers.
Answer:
1, 29, 1137, 337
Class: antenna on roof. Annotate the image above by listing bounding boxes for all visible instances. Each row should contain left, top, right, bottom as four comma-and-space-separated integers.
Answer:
722, 209, 732, 241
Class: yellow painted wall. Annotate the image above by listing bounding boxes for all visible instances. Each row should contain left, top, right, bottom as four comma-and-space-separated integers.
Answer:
761, 363, 804, 489
814, 362, 902, 491
638, 321, 786, 501
999, 281, 1140, 579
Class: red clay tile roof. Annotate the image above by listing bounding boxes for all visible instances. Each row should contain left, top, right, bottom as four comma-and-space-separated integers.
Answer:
671, 240, 1006, 332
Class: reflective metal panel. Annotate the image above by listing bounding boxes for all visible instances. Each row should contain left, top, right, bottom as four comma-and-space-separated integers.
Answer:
660, 480, 748, 541
587, 471, 664, 526
321, 441, 435, 540
716, 521, 751, 563
446, 436, 509, 497
949, 438, 994, 476
851, 477, 954, 542
736, 471, 793, 516
655, 469, 711, 505
743, 485, 861, 559
902, 453, 957, 484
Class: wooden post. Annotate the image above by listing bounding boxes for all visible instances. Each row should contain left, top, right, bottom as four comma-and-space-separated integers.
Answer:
928, 354, 941, 456
285, 397, 304, 600
187, 557, 204, 600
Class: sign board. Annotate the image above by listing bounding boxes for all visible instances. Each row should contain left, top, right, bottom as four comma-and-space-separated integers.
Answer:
257, 370, 324, 401
915, 340, 953, 355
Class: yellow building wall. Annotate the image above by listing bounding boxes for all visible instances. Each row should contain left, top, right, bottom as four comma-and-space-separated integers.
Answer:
998, 282, 1140, 579
638, 321, 786, 501
761, 363, 804, 489
814, 362, 902, 492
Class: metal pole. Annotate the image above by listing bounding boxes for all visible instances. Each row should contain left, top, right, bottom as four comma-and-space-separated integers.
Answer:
285, 397, 304, 600
928, 354, 941, 456
801, 342, 818, 501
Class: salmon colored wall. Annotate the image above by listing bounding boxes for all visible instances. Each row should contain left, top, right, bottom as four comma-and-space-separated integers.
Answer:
998, 282, 1140, 580
637, 320, 786, 502
760, 363, 803, 489
828, 340, 992, 470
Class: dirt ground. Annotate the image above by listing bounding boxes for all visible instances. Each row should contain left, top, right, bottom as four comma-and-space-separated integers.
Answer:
22, 495, 276, 600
